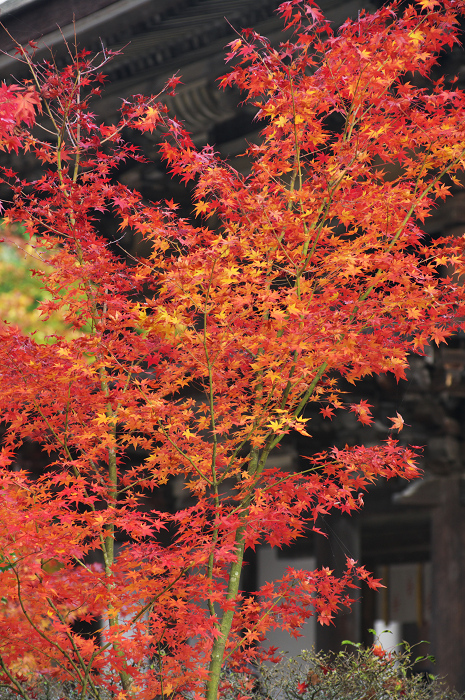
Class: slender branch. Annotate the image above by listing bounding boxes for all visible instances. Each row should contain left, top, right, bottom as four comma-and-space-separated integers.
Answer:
156, 420, 213, 486
0, 655, 31, 700
46, 598, 104, 700
10, 564, 83, 681
202, 262, 222, 618
130, 568, 187, 626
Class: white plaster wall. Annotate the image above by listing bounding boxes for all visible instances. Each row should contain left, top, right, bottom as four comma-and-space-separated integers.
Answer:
257, 546, 317, 657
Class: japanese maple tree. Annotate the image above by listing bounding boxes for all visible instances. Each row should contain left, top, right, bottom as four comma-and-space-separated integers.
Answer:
1, 1, 465, 698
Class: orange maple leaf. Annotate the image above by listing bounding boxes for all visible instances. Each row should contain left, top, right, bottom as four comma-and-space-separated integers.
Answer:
194, 200, 210, 217
388, 412, 407, 432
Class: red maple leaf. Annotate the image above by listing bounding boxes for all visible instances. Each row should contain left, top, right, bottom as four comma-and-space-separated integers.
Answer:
12, 86, 41, 126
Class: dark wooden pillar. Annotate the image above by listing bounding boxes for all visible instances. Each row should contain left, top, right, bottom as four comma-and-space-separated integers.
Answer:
431, 476, 465, 693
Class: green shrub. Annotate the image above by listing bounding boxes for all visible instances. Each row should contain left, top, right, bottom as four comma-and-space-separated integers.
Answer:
221, 642, 464, 700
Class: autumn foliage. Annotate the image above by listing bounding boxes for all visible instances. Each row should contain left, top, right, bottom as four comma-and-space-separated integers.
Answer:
1, 0, 465, 698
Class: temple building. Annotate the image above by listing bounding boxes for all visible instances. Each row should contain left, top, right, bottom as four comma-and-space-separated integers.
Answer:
1, 0, 465, 691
